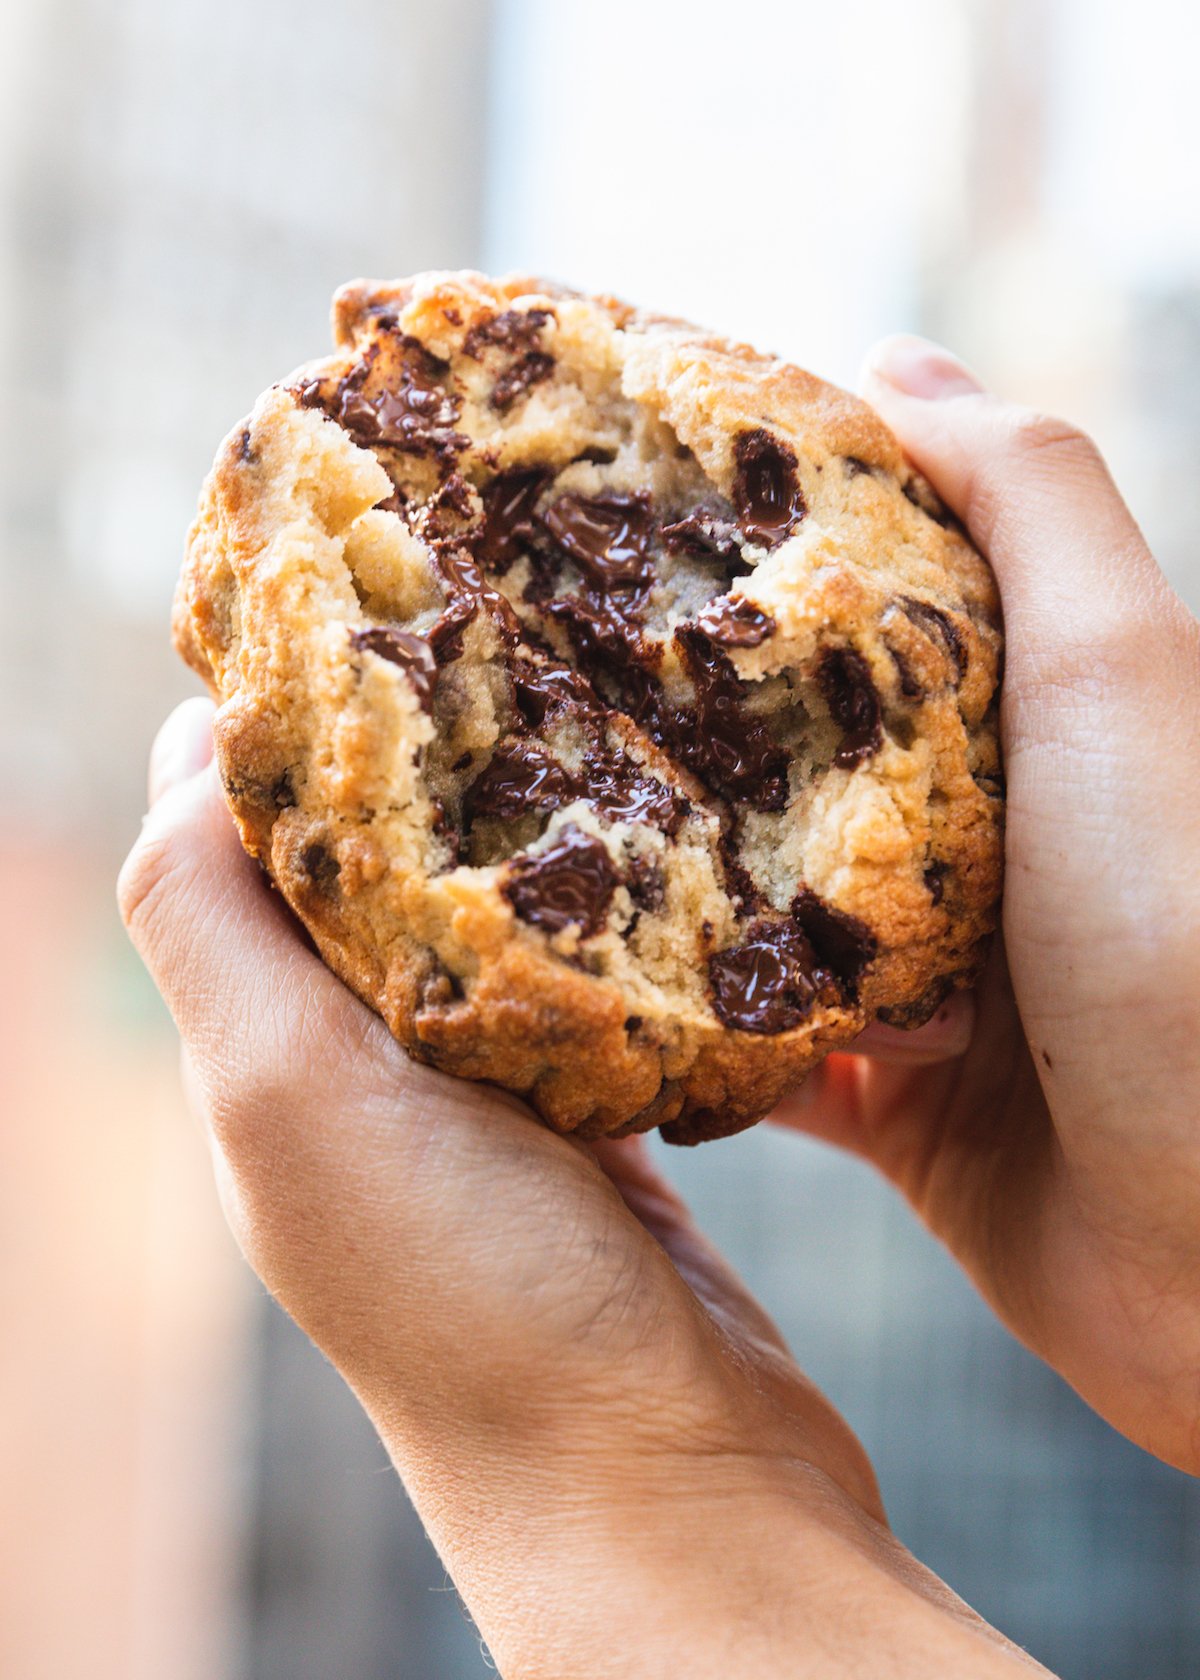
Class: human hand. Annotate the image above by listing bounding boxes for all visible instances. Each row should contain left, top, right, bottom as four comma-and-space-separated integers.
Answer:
118, 704, 1046, 1679
777, 336, 1200, 1473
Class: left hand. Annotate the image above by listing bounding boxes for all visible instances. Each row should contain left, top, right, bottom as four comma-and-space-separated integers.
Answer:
118, 696, 1044, 1680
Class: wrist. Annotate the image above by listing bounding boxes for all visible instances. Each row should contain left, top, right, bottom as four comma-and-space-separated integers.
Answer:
391, 1441, 1044, 1679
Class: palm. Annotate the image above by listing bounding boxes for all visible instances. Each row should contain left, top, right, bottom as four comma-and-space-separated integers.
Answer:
774, 943, 1062, 1336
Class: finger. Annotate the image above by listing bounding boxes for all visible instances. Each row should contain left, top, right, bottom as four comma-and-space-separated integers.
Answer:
592, 1135, 792, 1353
148, 696, 215, 805
847, 991, 975, 1064
860, 335, 1194, 711
117, 739, 727, 1412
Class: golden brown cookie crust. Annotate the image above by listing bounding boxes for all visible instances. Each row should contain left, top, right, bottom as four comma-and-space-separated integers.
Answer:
175, 271, 1003, 1143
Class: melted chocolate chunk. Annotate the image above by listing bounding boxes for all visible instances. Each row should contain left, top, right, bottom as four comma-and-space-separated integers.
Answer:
351, 626, 439, 711
427, 597, 476, 665
511, 657, 600, 727
463, 308, 553, 356
476, 469, 551, 573
466, 739, 574, 821
237, 427, 257, 465
899, 597, 968, 683
731, 430, 806, 549
538, 494, 653, 590
923, 861, 946, 906
467, 727, 686, 838
374, 490, 406, 515
428, 471, 475, 523
692, 596, 775, 648
718, 826, 763, 915
577, 757, 688, 835
545, 591, 657, 707
491, 352, 555, 413
818, 648, 883, 768
298, 336, 468, 466
843, 456, 877, 479
790, 888, 878, 994
434, 542, 522, 644
708, 921, 832, 1034
660, 509, 745, 565
503, 825, 618, 937
674, 626, 790, 809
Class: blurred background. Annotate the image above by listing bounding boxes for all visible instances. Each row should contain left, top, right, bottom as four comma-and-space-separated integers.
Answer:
2, 0, 1199, 1674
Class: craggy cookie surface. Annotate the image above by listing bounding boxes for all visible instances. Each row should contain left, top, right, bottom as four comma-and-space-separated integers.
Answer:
175, 272, 1003, 1142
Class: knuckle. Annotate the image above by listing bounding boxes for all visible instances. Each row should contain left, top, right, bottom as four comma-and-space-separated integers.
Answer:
116, 824, 183, 944
1007, 408, 1100, 474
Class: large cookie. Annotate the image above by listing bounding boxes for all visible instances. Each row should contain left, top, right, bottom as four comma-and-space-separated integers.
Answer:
175, 272, 1003, 1143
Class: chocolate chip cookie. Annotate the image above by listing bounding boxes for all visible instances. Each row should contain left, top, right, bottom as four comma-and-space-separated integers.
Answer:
174, 272, 1003, 1143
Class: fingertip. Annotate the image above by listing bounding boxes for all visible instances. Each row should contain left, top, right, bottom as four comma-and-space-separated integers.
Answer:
860, 334, 983, 402
849, 991, 976, 1063
148, 696, 216, 806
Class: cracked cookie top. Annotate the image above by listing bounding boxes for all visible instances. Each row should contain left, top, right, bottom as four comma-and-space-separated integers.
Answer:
174, 271, 1003, 1143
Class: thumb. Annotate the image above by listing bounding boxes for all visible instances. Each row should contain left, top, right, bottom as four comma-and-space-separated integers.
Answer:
861, 334, 1194, 745
861, 336, 1200, 1126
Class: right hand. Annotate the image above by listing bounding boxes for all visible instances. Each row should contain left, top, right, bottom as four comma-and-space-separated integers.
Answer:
777, 335, 1200, 1474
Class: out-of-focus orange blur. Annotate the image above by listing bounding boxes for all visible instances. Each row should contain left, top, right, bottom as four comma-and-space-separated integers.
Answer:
3, 2, 1199, 1676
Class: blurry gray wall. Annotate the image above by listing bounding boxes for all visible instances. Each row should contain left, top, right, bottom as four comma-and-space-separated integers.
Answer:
0, 0, 492, 857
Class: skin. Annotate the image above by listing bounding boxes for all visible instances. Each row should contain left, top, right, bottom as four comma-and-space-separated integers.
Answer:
118, 336, 1199, 1677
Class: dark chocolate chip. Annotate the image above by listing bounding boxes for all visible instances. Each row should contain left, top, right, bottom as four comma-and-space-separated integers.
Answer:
818, 648, 883, 768
351, 626, 439, 711
503, 824, 618, 937
511, 657, 600, 726
923, 861, 946, 905
434, 541, 522, 644
660, 509, 745, 564
476, 468, 552, 574
731, 430, 806, 549
301, 843, 340, 891
899, 597, 969, 683
790, 888, 878, 994
298, 335, 468, 467
902, 475, 963, 532
718, 826, 763, 915
491, 352, 555, 413
463, 308, 554, 357
538, 494, 653, 590
271, 770, 296, 809
237, 427, 258, 465
674, 626, 790, 809
692, 596, 775, 648
430, 471, 475, 521
843, 456, 877, 479
427, 597, 477, 665
625, 855, 665, 914
466, 739, 575, 822
466, 729, 686, 838
887, 644, 924, 700
708, 920, 833, 1034
578, 757, 689, 836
